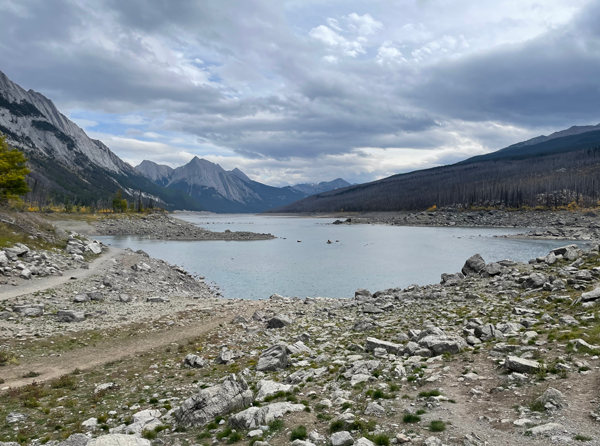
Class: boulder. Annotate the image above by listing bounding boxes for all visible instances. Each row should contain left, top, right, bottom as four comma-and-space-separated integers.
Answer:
217, 348, 234, 364
534, 388, 568, 411
353, 319, 377, 331
174, 374, 253, 427
73, 294, 90, 303
232, 315, 249, 324
267, 315, 292, 329
19, 268, 32, 280
525, 273, 546, 288
461, 254, 486, 276
364, 402, 385, 417
256, 344, 288, 371
505, 356, 541, 374
581, 287, 600, 302
418, 335, 467, 355
229, 402, 305, 429
86, 243, 102, 255
365, 337, 402, 354
474, 324, 504, 341
286, 341, 313, 355
57, 310, 85, 323
87, 435, 150, 446
330, 431, 354, 446
484, 262, 503, 276
440, 272, 464, 286
255, 380, 293, 401
184, 354, 206, 368
124, 409, 162, 435
355, 289, 372, 299
57, 433, 91, 446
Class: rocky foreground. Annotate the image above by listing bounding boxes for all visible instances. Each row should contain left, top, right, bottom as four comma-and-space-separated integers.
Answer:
333, 210, 600, 241
1, 238, 600, 446
92, 214, 275, 241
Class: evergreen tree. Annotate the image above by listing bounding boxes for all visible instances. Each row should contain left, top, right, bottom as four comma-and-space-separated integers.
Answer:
0, 134, 30, 203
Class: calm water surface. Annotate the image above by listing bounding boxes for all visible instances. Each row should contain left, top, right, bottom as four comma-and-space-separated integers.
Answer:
97, 214, 584, 300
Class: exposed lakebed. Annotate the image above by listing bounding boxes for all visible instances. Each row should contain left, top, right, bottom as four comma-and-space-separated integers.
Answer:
97, 214, 585, 300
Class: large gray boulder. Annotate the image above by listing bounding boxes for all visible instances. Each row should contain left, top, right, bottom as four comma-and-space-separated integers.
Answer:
57, 433, 91, 446
256, 344, 288, 371
87, 435, 150, 446
535, 388, 568, 411
440, 272, 464, 286
184, 354, 206, 368
418, 335, 467, 355
474, 324, 504, 341
267, 315, 292, 329
505, 356, 541, 374
461, 254, 486, 276
365, 337, 402, 354
330, 431, 354, 446
581, 287, 600, 302
229, 402, 305, 429
525, 273, 546, 288
255, 380, 293, 401
56, 310, 85, 323
174, 374, 253, 427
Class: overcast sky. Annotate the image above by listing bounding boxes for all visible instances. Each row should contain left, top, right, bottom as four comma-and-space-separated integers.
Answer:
1, 0, 598, 186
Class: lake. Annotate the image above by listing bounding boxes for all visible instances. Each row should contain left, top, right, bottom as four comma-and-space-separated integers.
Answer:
97, 214, 584, 300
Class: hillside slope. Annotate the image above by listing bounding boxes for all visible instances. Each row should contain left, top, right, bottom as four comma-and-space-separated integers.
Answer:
270, 127, 600, 212
0, 70, 203, 210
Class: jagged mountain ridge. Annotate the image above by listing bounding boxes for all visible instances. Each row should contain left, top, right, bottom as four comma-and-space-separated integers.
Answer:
269, 123, 600, 213
135, 160, 173, 187
136, 158, 307, 213
0, 69, 204, 210
292, 178, 351, 195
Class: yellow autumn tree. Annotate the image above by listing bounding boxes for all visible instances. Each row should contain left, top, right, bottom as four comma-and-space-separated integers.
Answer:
0, 134, 30, 203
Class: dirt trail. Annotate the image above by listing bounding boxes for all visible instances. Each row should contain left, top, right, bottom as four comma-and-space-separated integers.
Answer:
0, 247, 125, 301
0, 308, 246, 388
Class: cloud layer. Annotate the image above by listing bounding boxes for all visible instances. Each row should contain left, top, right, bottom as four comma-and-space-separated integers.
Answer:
0, 0, 597, 185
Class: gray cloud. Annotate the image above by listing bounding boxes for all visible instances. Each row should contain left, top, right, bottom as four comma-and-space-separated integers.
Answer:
0, 0, 597, 184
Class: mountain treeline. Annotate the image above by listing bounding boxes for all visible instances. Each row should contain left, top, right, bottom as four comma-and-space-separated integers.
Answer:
271, 146, 600, 213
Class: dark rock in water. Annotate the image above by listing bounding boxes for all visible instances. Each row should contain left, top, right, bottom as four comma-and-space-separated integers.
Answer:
462, 254, 486, 276
267, 314, 292, 328
256, 344, 288, 371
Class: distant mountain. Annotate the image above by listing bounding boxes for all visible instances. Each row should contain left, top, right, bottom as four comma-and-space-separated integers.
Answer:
269, 123, 600, 213
135, 160, 173, 187
292, 178, 351, 195
135, 158, 307, 213
0, 69, 204, 210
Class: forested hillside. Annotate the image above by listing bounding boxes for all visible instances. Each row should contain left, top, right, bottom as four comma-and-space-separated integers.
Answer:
270, 131, 600, 213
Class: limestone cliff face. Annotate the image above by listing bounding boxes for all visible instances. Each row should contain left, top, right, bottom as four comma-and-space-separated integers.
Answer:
0, 70, 132, 174
0, 70, 204, 210
135, 160, 174, 187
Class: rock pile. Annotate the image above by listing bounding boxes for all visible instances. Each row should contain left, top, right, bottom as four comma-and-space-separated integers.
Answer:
93, 213, 275, 241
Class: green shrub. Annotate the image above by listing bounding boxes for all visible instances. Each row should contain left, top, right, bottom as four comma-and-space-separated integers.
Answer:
372, 434, 389, 446
268, 419, 284, 433
429, 420, 446, 432
418, 389, 441, 398
227, 431, 242, 443
216, 427, 232, 440
574, 434, 592, 442
403, 414, 421, 423
22, 371, 41, 378
51, 374, 77, 389
290, 426, 307, 441
142, 430, 157, 440
329, 419, 345, 433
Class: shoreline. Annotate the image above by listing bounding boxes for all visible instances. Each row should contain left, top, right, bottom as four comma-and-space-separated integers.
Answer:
1, 210, 600, 445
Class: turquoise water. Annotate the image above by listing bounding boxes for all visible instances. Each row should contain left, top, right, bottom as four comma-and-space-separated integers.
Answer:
97, 214, 584, 300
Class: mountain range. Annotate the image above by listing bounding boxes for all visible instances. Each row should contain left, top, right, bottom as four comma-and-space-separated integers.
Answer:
135, 159, 350, 213
0, 69, 348, 213
271, 124, 600, 213
0, 70, 203, 210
